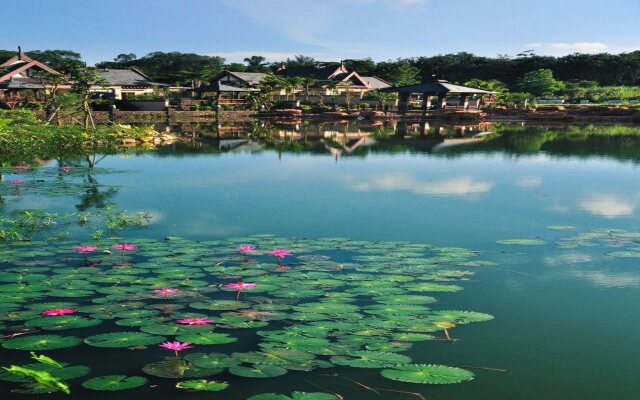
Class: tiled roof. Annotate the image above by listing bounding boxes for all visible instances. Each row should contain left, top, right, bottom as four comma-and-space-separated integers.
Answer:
381, 79, 493, 94
361, 76, 391, 89
97, 69, 167, 86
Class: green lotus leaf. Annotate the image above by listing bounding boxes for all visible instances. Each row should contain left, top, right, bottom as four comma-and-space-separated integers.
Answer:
248, 392, 339, 400
2, 334, 82, 350
365, 341, 413, 352
330, 351, 411, 368
115, 317, 167, 327
372, 295, 437, 305
143, 358, 223, 378
404, 282, 462, 292
189, 300, 251, 311
228, 364, 287, 378
431, 310, 494, 324
184, 352, 239, 369
25, 316, 102, 330
233, 348, 315, 366
291, 302, 360, 314
0, 363, 90, 382
175, 332, 236, 345
496, 239, 545, 245
85, 332, 165, 348
216, 316, 269, 329
82, 375, 148, 391
175, 379, 229, 391
381, 364, 474, 384
114, 309, 160, 319
393, 332, 435, 341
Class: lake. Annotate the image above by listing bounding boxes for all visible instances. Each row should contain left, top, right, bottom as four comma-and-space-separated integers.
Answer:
1, 121, 639, 399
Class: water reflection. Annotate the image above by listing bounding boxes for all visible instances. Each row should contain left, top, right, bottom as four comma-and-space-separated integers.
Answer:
579, 194, 636, 218
343, 173, 494, 197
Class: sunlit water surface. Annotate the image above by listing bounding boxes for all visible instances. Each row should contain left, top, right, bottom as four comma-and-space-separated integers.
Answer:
1, 122, 640, 399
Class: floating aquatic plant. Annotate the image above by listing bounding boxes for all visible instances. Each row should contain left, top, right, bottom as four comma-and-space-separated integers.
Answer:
175, 379, 229, 392
81, 375, 148, 391
223, 281, 258, 300
381, 364, 474, 384
159, 340, 194, 357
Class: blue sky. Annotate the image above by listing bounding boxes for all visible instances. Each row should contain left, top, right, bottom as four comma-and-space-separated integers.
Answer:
2, 0, 639, 64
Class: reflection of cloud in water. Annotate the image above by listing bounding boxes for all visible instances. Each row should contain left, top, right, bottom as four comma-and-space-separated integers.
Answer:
579, 194, 634, 218
516, 176, 543, 188
347, 173, 493, 196
544, 252, 593, 266
572, 270, 640, 288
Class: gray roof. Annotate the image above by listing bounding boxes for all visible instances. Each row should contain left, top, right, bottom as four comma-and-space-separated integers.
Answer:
361, 76, 391, 89
381, 79, 493, 94
194, 82, 254, 92
225, 71, 269, 86
97, 69, 167, 87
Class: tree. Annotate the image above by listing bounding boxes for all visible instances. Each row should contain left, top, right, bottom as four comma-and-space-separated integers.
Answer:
114, 53, 137, 63
283, 76, 304, 100
244, 56, 269, 72
369, 90, 397, 110
300, 77, 316, 102
285, 55, 316, 68
517, 69, 565, 96
67, 64, 107, 130
375, 60, 420, 86
26, 50, 83, 72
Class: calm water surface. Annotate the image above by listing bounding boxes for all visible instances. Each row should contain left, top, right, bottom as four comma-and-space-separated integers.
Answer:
1, 122, 640, 399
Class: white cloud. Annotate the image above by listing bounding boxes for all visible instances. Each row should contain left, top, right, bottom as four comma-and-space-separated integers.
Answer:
516, 176, 543, 188
579, 194, 635, 218
346, 173, 493, 196
525, 42, 609, 54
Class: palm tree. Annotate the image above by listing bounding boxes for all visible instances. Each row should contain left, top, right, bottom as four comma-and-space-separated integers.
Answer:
300, 77, 316, 102
283, 76, 305, 101
324, 80, 342, 110
369, 90, 397, 111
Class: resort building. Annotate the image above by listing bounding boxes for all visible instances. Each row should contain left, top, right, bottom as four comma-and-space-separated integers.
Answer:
0, 48, 69, 108
94, 68, 167, 100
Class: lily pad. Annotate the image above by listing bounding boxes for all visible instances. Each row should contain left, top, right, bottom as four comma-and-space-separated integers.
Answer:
248, 392, 340, 400
84, 332, 165, 348
82, 375, 148, 391
2, 334, 82, 350
381, 364, 474, 384
175, 379, 229, 391
496, 239, 545, 245
228, 364, 287, 378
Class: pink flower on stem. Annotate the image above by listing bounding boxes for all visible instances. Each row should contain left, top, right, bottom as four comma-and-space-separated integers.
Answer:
41, 308, 76, 316
224, 281, 258, 300
159, 340, 193, 357
61, 166, 73, 172
153, 288, 179, 299
9, 179, 25, 186
237, 244, 256, 255
269, 249, 292, 260
13, 165, 31, 170
113, 243, 138, 256
176, 317, 214, 325
73, 245, 98, 265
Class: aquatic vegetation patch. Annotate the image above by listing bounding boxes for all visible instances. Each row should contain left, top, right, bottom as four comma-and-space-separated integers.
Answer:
0, 234, 495, 397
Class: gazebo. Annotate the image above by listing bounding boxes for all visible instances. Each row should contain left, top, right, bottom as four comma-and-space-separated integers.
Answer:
381, 77, 494, 113
192, 82, 255, 105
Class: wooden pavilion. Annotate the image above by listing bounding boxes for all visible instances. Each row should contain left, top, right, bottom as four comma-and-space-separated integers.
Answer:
381, 77, 494, 113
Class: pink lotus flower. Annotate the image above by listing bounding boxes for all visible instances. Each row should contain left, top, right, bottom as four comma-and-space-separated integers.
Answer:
61, 166, 73, 172
113, 243, 138, 256
159, 340, 193, 357
73, 245, 98, 265
73, 246, 98, 253
13, 165, 31, 170
224, 281, 258, 299
41, 308, 76, 316
176, 317, 214, 325
9, 179, 24, 185
237, 244, 256, 254
269, 249, 292, 259
153, 288, 179, 299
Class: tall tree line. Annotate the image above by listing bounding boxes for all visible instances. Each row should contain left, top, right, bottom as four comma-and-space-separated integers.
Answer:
2, 49, 640, 88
